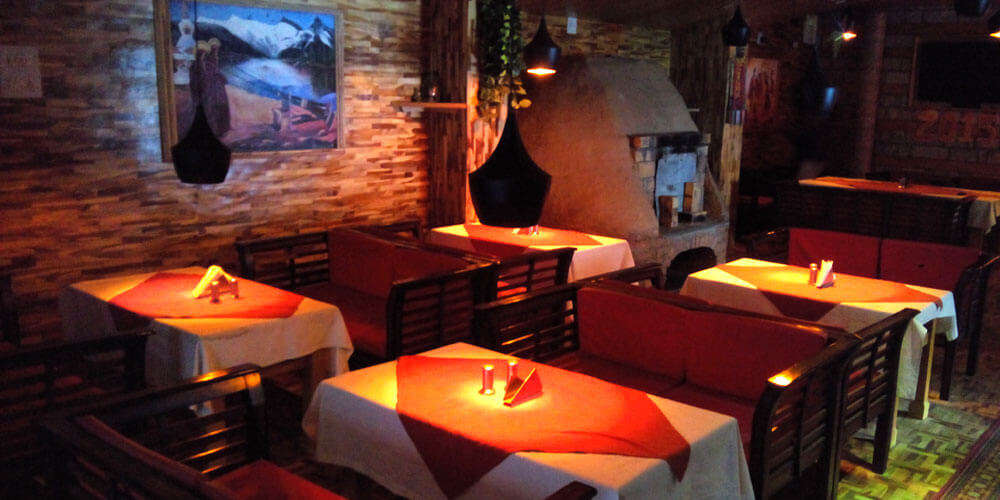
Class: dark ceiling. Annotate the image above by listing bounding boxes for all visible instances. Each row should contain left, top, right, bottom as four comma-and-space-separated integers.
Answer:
518, 0, 947, 29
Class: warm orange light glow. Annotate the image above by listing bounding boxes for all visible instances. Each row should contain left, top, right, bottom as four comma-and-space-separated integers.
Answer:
526, 67, 556, 76
840, 31, 858, 41
770, 374, 793, 387
991, 31, 1000, 39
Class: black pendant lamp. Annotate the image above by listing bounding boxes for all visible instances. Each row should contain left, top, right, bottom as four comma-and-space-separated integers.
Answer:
469, 102, 551, 227
956, 0, 990, 17
524, 16, 561, 76
990, 10, 1000, 38
722, 6, 751, 47
171, 1, 231, 184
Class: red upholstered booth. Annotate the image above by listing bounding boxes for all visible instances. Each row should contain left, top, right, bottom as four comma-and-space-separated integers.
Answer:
475, 280, 855, 499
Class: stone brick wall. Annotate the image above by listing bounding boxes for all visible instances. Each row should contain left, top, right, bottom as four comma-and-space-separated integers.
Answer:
0, 0, 427, 338
520, 12, 671, 68
873, 4, 1000, 182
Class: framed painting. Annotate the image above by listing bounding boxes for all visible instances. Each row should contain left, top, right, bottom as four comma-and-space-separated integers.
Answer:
153, 0, 343, 160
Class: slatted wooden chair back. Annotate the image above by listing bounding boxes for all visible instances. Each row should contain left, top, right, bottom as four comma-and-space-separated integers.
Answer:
882, 193, 972, 245
0, 332, 148, 495
487, 247, 575, 299
235, 231, 330, 289
953, 254, 998, 376
750, 335, 858, 500
839, 309, 916, 474
473, 284, 580, 362
44, 414, 235, 500
0, 274, 21, 346
386, 265, 494, 360
580, 263, 666, 289
71, 364, 268, 480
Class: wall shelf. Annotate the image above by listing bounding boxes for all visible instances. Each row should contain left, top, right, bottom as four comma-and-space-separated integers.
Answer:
395, 101, 468, 112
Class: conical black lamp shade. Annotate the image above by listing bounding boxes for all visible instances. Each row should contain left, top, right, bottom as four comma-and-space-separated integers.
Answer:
171, 104, 232, 184
524, 17, 561, 76
722, 6, 751, 47
469, 105, 551, 227
955, 0, 990, 17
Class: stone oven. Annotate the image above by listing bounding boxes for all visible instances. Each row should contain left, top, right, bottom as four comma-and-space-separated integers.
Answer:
517, 55, 728, 269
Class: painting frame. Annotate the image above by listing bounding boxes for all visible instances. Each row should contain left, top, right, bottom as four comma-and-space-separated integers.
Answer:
153, 0, 344, 160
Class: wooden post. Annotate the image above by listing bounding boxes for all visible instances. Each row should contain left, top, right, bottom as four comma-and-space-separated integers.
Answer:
852, 10, 886, 178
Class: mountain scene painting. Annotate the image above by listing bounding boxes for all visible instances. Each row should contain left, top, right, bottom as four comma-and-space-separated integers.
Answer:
162, 0, 340, 154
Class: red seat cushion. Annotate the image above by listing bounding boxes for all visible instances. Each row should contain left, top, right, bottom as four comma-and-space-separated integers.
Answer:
550, 351, 683, 398
213, 460, 345, 500
577, 287, 691, 379
879, 238, 980, 291
664, 383, 757, 452
328, 229, 396, 298
393, 246, 469, 282
298, 283, 386, 358
685, 310, 827, 401
788, 227, 880, 278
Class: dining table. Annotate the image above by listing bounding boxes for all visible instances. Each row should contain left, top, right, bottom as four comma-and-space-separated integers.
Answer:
680, 258, 957, 420
59, 266, 353, 386
303, 342, 753, 500
426, 223, 636, 281
800, 176, 1000, 234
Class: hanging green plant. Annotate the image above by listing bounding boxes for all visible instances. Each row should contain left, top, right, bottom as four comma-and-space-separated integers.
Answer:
476, 0, 531, 119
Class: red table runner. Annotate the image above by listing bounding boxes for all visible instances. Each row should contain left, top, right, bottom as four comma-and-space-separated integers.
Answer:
109, 272, 304, 320
464, 224, 602, 258
718, 263, 942, 322
395, 355, 691, 498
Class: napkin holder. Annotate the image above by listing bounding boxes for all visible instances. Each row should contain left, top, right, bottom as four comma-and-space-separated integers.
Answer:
504, 367, 542, 407
815, 260, 835, 289
192, 265, 239, 302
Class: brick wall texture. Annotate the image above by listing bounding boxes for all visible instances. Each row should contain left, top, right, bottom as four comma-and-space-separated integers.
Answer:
873, 4, 1000, 181
0, 0, 428, 337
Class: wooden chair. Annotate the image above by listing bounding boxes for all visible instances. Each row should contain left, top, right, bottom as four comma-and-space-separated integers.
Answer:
954, 254, 1000, 380
581, 262, 666, 289
837, 309, 916, 476
234, 230, 330, 289
664, 247, 718, 291
44, 364, 343, 499
0, 331, 149, 497
485, 247, 575, 299
1, 274, 21, 346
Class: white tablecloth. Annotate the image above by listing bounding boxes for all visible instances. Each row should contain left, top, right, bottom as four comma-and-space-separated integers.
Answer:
59, 266, 353, 386
427, 224, 636, 281
800, 177, 1000, 232
680, 258, 957, 400
303, 342, 753, 500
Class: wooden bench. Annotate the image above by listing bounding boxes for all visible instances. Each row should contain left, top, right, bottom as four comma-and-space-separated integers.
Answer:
44, 364, 343, 500
236, 227, 574, 366
475, 280, 919, 498
0, 331, 149, 497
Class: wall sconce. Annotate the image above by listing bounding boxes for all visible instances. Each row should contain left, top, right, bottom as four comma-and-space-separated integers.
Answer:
990, 10, 1000, 39
524, 16, 561, 76
836, 9, 858, 42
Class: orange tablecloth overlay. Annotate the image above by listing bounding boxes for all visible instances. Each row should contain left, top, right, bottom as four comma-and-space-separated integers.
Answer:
109, 272, 304, 319
463, 224, 602, 257
395, 355, 691, 498
717, 263, 942, 322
